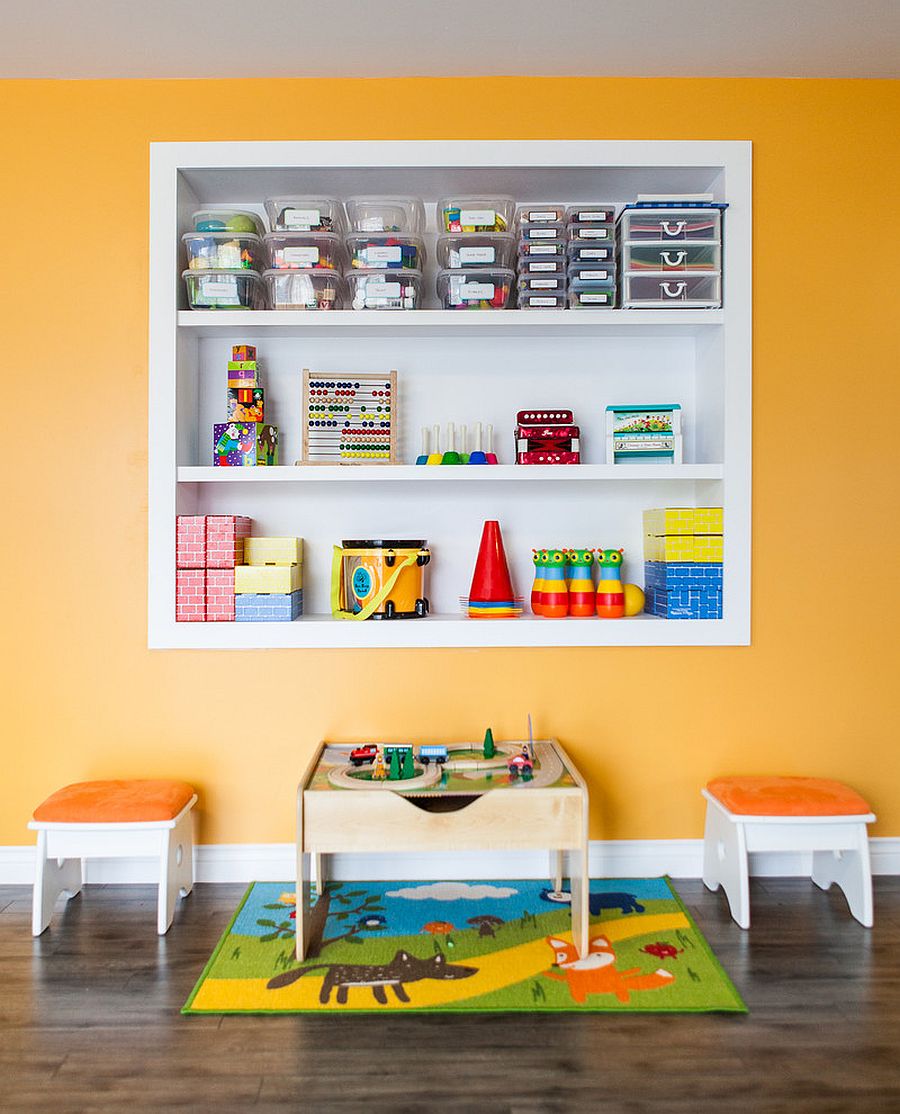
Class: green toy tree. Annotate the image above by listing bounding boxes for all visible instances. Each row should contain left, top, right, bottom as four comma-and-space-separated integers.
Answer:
483, 728, 495, 759
401, 747, 415, 779
388, 748, 401, 780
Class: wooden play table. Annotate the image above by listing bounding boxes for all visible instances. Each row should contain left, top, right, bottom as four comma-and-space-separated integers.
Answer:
295, 737, 589, 960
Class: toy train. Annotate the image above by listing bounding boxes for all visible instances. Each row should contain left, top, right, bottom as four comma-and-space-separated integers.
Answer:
348, 743, 449, 767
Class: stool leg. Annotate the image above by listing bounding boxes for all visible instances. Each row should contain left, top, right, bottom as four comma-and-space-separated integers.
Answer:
158, 813, 193, 935
702, 802, 750, 929
812, 826, 873, 927
32, 831, 83, 936
550, 849, 564, 894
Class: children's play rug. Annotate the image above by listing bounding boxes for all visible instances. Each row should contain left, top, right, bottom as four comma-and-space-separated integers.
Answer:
183, 878, 745, 1014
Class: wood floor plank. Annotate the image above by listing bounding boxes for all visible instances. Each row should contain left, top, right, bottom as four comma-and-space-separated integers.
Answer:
1, 878, 898, 1112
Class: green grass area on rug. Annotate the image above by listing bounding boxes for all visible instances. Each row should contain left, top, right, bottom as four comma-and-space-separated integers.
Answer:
183, 877, 746, 1014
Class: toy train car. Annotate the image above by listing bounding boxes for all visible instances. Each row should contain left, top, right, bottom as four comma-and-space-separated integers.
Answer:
349, 744, 378, 767
418, 744, 449, 766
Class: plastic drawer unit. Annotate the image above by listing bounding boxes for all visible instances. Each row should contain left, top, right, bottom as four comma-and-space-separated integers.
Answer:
618, 203, 725, 309
621, 273, 721, 308
619, 207, 722, 242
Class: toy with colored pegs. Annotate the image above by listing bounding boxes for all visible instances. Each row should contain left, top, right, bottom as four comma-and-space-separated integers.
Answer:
441, 422, 462, 465
416, 427, 430, 465
418, 420, 499, 465
426, 424, 442, 465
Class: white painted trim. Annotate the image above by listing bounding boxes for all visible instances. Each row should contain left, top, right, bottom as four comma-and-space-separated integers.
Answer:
2, 838, 899, 886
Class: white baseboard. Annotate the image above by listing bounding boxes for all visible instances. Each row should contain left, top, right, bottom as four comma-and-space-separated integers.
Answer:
2, 838, 898, 886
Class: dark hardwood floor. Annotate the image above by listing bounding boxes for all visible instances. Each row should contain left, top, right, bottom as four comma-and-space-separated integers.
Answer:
1, 877, 898, 1113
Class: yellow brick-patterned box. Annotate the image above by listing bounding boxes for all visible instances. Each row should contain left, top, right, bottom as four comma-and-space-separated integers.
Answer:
643, 507, 724, 563
243, 537, 304, 566
643, 507, 723, 537
234, 563, 302, 594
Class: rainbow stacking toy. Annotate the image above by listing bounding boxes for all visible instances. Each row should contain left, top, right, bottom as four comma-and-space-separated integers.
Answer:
464, 520, 522, 618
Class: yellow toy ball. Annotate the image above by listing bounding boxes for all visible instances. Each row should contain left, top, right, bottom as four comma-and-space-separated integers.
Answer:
624, 583, 646, 617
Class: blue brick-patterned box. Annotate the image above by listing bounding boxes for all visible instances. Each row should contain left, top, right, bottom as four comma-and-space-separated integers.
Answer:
235, 590, 303, 622
644, 561, 722, 619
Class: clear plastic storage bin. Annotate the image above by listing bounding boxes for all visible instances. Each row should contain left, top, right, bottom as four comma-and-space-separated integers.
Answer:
517, 256, 567, 275
517, 239, 567, 260
436, 233, 516, 270
345, 197, 425, 234
192, 209, 266, 237
519, 222, 567, 242
183, 232, 264, 271
437, 268, 514, 309
518, 273, 567, 293
516, 204, 567, 225
264, 197, 345, 233
438, 198, 516, 233
519, 291, 568, 310
619, 208, 721, 242
567, 223, 614, 242
568, 288, 616, 309
621, 243, 721, 272
346, 233, 425, 271
346, 270, 423, 310
183, 269, 266, 310
621, 273, 721, 307
263, 268, 344, 310
264, 231, 345, 271
566, 204, 615, 225
568, 262, 617, 287
567, 242, 614, 264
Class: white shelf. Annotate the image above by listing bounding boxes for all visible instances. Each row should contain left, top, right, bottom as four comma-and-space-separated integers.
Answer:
177, 308, 724, 338
154, 612, 733, 651
177, 463, 724, 484
150, 139, 752, 649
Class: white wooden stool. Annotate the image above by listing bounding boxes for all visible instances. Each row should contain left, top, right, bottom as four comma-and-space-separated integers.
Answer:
702, 776, 875, 928
28, 779, 197, 935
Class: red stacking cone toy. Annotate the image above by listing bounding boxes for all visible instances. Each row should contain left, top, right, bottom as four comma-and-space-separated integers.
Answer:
466, 520, 522, 618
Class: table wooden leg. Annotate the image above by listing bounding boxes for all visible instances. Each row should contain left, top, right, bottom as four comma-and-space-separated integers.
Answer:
295, 849, 314, 961
550, 849, 564, 893
570, 842, 590, 959
314, 852, 325, 897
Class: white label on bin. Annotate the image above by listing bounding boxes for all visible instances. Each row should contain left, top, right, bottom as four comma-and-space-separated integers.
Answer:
527, 244, 556, 255
580, 269, 611, 280
529, 261, 556, 272
283, 247, 319, 264
197, 277, 239, 304
577, 227, 610, 239
459, 246, 495, 264
528, 228, 556, 239
579, 292, 611, 304
580, 247, 610, 259
530, 279, 558, 289
528, 297, 558, 306
577, 210, 611, 222
460, 282, 495, 300
365, 282, 401, 299
366, 246, 402, 263
285, 208, 321, 229
360, 217, 386, 232
527, 210, 558, 221
460, 209, 495, 227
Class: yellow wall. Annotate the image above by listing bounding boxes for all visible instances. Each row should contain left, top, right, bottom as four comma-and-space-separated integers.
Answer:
2, 78, 898, 846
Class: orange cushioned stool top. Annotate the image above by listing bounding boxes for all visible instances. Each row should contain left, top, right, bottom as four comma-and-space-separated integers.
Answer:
33, 780, 196, 824
706, 776, 872, 817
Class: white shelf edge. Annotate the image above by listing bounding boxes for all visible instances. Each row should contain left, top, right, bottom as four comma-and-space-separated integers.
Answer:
152, 613, 742, 651
177, 463, 724, 484
176, 308, 724, 337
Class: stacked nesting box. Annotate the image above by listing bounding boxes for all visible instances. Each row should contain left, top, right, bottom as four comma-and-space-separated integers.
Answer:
175, 515, 252, 621
643, 508, 723, 619
234, 537, 304, 621
213, 345, 279, 466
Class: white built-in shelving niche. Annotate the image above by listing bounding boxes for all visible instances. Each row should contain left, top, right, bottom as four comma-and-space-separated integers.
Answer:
149, 140, 751, 649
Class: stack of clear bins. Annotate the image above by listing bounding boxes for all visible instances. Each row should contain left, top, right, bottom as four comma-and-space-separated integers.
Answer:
436, 197, 515, 309
344, 197, 426, 309
566, 204, 617, 309
514, 204, 568, 309
182, 209, 267, 310
618, 204, 723, 308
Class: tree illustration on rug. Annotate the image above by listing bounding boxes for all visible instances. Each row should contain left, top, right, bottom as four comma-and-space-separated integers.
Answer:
259, 884, 387, 958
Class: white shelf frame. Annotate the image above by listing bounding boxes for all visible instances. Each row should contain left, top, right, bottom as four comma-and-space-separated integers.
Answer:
149, 139, 751, 650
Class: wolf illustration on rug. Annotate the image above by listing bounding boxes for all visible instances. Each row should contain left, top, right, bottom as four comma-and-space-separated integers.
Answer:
543, 935, 675, 1004
266, 949, 477, 1004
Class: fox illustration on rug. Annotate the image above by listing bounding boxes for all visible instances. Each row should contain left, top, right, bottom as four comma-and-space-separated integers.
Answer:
543, 935, 675, 1004
267, 949, 477, 1004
